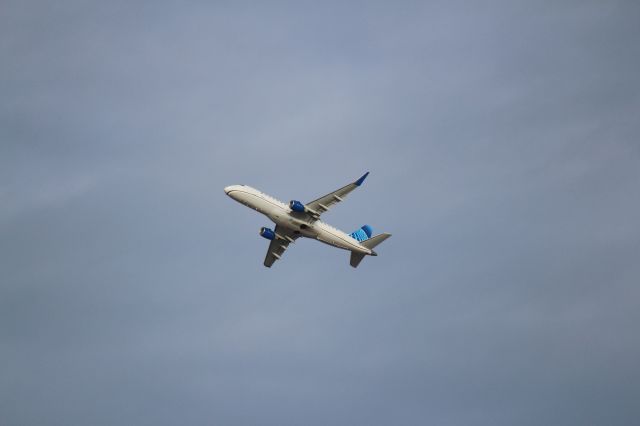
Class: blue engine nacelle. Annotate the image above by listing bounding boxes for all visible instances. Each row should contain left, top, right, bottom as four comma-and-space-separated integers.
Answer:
259, 227, 275, 240
289, 200, 306, 212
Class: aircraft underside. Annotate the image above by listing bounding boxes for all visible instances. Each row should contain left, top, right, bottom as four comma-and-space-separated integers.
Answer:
224, 172, 391, 267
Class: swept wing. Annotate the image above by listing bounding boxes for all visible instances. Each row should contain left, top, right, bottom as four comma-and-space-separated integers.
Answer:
264, 225, 300, 268
304, 172, 369, 217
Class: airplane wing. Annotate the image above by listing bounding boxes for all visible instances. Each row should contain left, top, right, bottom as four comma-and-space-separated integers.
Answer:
264, 225, 299, 268
305, 172, 369, 217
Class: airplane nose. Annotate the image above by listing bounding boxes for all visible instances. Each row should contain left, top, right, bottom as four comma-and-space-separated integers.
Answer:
224, 186, 233, 195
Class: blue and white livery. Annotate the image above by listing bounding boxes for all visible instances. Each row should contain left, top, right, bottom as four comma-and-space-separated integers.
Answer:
224, 172, 391, 268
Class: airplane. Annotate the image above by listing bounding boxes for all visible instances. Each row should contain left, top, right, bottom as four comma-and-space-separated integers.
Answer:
224, 172, 391, 268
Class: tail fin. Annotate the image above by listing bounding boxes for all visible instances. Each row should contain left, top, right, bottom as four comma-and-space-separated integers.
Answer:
350, 233, 392, 268
349, 224, 373, 242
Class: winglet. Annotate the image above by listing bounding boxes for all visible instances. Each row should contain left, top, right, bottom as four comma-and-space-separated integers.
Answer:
355, 171, 369, 186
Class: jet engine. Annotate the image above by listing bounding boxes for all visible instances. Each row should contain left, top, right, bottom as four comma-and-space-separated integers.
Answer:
289, 200, 306, 212
259, 227, 275, 240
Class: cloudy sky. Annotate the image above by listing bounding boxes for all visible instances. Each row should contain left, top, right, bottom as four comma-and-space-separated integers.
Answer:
2, 1, 639, 425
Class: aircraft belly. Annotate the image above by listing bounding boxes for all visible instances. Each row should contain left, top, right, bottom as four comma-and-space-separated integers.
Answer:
224, 173, 386, 267
314, 228, 352, 251
240, 192, 271, 214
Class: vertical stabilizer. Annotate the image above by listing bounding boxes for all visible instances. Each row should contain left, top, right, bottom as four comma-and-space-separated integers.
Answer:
349, 225, 373, 242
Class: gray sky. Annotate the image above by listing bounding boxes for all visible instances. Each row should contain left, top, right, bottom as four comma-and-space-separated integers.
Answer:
2, 1, 640, 425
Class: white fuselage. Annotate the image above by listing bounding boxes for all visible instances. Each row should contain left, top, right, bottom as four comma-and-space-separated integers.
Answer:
224, 185, 372, 254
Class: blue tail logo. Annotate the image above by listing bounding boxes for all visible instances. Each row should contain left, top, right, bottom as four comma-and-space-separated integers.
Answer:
349, 224, 373, 242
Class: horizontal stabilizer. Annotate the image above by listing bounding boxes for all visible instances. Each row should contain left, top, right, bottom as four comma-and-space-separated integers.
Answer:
350, 251, 366, 268
360, 233, 391, 250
